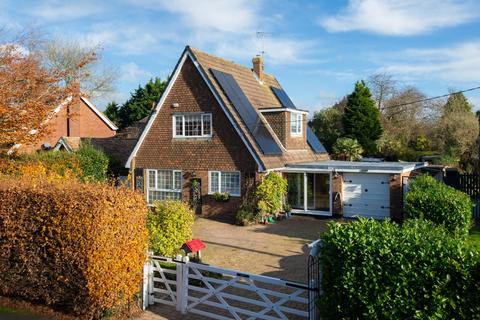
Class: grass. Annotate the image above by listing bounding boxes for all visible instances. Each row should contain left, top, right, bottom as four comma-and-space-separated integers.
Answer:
468, 226, 480, 249
0, 305, 19, 313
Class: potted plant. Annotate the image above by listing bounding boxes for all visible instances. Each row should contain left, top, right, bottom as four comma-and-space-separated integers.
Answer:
213, 191, 230, 202
284, 203, 292, 219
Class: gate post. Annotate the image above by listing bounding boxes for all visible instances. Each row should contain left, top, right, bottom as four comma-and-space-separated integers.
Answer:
180, 255, 190, 314
142, 259, 154, 309
175, 256, 183, 312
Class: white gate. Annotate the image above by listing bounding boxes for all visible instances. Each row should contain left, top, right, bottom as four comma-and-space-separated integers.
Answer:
143, 256, 317, 320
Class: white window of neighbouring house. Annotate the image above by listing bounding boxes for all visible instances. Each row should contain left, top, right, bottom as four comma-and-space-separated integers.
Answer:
208, 171, 241, 196
147, 169, 182, 204
173, 113, 212, 138
290, 112, 302, 136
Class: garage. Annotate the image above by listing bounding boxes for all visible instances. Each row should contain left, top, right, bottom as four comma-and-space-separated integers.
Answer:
343, 173, 390, 219
283, 160, 426, 220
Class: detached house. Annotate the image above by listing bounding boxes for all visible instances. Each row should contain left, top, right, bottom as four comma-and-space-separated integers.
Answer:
127, 46, 424, 220
13, 93, 118, 154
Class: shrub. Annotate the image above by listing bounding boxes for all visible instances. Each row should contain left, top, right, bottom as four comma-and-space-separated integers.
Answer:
75, 141, 109, 182
405, 175, 472, 237
332, 137, 363, 161
235, 205, 257, 226
148, 200, 195, 257
0, 176, 148, 319
0, 143, 109, 183
256, 172, 287, 217
319, 219, 480, 319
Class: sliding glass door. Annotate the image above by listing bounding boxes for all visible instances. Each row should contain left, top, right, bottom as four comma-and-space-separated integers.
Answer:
286, 172, 331, 214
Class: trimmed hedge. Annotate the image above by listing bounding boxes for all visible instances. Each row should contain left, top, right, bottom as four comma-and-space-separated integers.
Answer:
0, 177, 148, 319
405, 175, 472, 237
319, 219, 480, 319
148, 200, 195, 257
0, 143, 109, 182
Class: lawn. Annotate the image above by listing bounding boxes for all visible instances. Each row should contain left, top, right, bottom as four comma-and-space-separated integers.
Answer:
468, 226, 480, 249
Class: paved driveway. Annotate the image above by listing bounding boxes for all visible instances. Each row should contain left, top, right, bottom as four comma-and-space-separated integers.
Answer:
192, 215, 332, 282
134, 215, 333, 320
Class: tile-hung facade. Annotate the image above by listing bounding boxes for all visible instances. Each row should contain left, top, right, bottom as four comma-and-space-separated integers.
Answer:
126, 46, 425, 220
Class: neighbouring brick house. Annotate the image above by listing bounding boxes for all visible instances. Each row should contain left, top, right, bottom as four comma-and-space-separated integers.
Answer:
126, 46, 425, 220
13, 94, 118, 153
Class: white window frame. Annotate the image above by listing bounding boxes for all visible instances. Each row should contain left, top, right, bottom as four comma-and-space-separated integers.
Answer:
172, 113, 212, 138
208, 171, 241, 197
147, 169, 182, 204
290, 112, 303, 136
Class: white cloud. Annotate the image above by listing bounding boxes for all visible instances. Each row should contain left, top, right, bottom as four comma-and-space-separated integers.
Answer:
215, 36, 317, 65
319, 0, 479, 36
79, 23, 178, 55
131, 0, 260, 33
120, 62, 153, 83
30, 1, 105, 21
379, 40, 480, 82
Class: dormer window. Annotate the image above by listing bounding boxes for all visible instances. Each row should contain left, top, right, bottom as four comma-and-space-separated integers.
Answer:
290, 112, 302, 136
173, 113, 212, 138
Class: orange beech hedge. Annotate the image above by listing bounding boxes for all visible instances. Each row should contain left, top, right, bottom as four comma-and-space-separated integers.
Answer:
0, 177, 149, 319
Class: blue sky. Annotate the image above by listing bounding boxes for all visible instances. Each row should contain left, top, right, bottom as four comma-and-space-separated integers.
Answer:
4, 0, 480, 113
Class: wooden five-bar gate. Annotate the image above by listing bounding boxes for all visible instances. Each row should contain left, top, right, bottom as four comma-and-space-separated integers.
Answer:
143, 255, 318, 320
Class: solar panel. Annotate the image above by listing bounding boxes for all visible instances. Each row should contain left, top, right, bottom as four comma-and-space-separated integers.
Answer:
307, 126, 327, 154
210, 68, 283, 155
271, 87, 297, 109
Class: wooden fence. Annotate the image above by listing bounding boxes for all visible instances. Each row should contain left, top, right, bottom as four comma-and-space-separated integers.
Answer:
444, 170, 480, 222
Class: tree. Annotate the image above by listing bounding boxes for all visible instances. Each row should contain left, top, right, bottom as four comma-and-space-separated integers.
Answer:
310, 107, 344, 152
333, 137, 363, 161
367, 72, 396, 110
444, 91, 472, 113
0, 34, 96, 154
438, 93, 478, 158
42, 39, 117, 98
342, 81, 383, 155
118, 77, 167, 128
104, 101, 120, 126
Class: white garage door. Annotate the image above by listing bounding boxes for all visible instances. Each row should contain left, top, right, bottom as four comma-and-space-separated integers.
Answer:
343, 173, 390, 219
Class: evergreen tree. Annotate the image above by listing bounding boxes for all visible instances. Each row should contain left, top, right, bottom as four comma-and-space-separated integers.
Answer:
104, 101, 120, 126
342, 81, 383, 155
444, 92, 472, 114
310, 107, 344, 152
118, 77, 167, 128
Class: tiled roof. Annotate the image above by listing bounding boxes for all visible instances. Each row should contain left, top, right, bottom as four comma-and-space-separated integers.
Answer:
189, 47, 328, 170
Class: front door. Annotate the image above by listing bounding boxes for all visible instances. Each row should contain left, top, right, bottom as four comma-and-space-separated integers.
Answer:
286, 172, 331, 215
190, 178, 202, 215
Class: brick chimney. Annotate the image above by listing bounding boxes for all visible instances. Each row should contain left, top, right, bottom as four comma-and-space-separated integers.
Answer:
252, 55, 264, 82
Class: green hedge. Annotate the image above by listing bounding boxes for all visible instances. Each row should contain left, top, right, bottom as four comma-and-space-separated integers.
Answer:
319, 219, 480, 319
405, 175, 472, 237
148, 200, 194, 257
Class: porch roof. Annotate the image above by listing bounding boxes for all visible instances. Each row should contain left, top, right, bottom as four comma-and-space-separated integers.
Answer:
284, 160, 427, 174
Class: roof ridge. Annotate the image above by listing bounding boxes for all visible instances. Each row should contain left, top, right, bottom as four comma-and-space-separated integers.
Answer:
188, 46, 278, 83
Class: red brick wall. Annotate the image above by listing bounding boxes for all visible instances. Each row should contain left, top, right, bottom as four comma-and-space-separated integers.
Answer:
135, 57, 258, 217
69, 98, 116, 138
390, 172, 410, 221
22, 97, 116, 153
